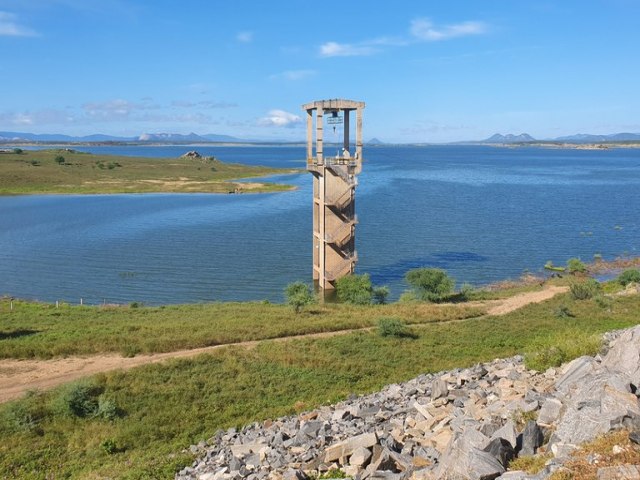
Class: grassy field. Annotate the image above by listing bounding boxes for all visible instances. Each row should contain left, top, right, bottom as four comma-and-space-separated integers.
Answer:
1, 289, 639, 479
0, 299, 483, 359
0, 149, 295, 194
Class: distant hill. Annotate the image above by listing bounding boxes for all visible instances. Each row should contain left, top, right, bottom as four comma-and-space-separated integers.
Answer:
482, 133, 536, 144
553, 132, 640, 143
0, 131, 246, 144
366, 137, 385, 145
0, 131, 136, 142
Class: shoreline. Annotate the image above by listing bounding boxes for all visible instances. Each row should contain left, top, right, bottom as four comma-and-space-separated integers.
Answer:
0, 149, 297, 195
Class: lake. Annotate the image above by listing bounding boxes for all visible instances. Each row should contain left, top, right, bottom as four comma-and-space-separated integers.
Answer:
1, 144, 638, 304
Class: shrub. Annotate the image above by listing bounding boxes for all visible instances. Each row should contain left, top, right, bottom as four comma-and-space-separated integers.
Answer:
64, 382, 102, 417
618, 269, 640, 286
554, 305, 574, 318
97, 396, 120, 421
101, 438, 119, 455
284, 281, 316, 313
372, 286, 390, 305
377, 318, 416, 339
567, 257, 587, 274
570, 279, 602, 300
12, 147, 23, 154
54, 155, 65, 165
398, 290, 419, 304
405, 268, 455, 302
335, 274, 372, 305
4, 399, 47, 433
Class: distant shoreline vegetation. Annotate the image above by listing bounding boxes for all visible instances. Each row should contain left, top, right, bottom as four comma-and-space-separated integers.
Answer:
0, 149, 297, 195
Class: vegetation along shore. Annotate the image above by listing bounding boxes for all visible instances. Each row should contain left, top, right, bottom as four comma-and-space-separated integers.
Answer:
1, 259, 640, 478
0, 148, 295, 195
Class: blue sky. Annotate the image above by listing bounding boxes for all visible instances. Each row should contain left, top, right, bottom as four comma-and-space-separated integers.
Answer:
1, 0, 639, 143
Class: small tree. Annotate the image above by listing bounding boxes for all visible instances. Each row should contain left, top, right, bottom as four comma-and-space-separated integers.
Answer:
335, 274, 373, 305
372, 286, 390, 305
570, 279, 601, 300
405, 268, 455, 302
284, 281, 316, 313
618, 269, 640, 286
54, 155, 65, 165
12, 148, 23, 154
567, 258, 587, 274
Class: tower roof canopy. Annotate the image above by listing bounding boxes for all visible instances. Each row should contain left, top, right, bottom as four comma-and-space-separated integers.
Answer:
302, 98, 365, 111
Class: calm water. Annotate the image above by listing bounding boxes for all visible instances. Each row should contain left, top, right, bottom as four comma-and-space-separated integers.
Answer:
1, 145, 639, 304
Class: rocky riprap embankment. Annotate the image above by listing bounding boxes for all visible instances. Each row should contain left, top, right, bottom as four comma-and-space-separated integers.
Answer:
177, 326, 640, 480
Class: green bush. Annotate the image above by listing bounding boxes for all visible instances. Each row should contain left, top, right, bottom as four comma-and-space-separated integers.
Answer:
570, 279, 602, 300
618, 269, 640, 286
377, 318, 416, 339
63, 382, 102, 417
101, 438, 119, 455
405, 268, 455, 302
372, 286, 390, 305
335, 274, 372, 305
284, 281, 316, 313
554, 305, 574, 318
54, 155, 65, 165
567, 257, 587, 274
97, 396, 120, 421
12, 147, 23, 154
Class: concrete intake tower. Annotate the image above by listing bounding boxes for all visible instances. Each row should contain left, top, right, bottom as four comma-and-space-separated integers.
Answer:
302, 98, 365, 290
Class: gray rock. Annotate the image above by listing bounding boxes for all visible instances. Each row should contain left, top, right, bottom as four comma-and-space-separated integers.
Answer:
325, 432, 377, 462
282, 468, 307, 480
601, 325, 640, 381
483, 437, 515, 468
555, 356, 598, 393
537, 398, 563, 426
491, 420, 518, 450
596, 464, 640, 479
553, 372, 640, 445
349, 446, 372, 467
431, 379, 449, 400
520, 421, 543, 456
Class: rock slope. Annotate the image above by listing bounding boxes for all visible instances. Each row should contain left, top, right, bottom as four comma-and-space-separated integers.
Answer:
177, 326, 640, 480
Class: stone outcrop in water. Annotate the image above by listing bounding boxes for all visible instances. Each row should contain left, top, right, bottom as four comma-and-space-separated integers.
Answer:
176, 326, 640, 480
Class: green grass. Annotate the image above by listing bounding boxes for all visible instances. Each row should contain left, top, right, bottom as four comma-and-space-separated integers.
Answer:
0, 299, 483, 359
0, 149, 295, 194
1, 292, 639, 478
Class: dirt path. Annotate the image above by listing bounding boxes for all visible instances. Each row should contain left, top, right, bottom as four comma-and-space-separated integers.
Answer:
486, 285, 568, 315
0, 285, 568, 404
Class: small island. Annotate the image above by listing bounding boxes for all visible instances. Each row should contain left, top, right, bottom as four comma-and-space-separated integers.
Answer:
0, 148, 297, 195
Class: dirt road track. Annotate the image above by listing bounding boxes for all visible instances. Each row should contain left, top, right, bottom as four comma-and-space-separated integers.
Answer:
0, 285, 568, 404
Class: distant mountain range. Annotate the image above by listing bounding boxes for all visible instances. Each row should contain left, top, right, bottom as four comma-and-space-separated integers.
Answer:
0, 131, 245, 143
480, 132, 640, 144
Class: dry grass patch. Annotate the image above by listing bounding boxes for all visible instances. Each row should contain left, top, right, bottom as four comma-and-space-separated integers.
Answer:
550, 430, 640, 480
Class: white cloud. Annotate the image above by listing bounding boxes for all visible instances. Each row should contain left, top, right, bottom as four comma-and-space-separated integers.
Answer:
171, 100, 237, 109
269, 69, 316, 81
319, 18, 488, 57
0, 108, 75, 126
236, 31, 253, 43
410, 18, 487, 41
319, 41, 377, 58
0, 11, 38, 37
258, 110, 302, 127
83, 99, 136, 120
